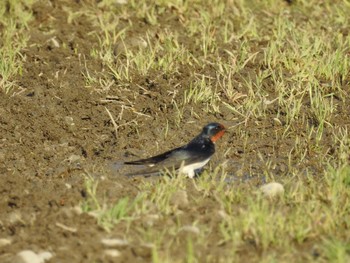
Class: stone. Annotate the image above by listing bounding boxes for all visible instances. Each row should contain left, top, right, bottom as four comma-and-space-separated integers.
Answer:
67, 154, 81, 163
64, 116, 76, 131
64, 116, 75, 126
8, 211, 23, 224
13, 251, 39, 263
101, 238, 129, 247
104, 249, 121, 257
260, 182, 285, 198
60, 206, 83, 218
37, 252, 53, 262
49, 37, 60, 48
179, 225, 200, 235
217, 210, 229, 220
0, 238, 11, 247
13, 250, 53, 263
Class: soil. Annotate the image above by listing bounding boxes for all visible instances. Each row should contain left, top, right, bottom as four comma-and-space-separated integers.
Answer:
0, 1, 349, 262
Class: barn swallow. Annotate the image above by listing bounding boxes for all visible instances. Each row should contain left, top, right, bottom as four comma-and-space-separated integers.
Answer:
124, 122, 225, 178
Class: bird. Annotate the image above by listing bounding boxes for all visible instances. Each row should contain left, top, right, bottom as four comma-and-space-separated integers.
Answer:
124, 122, 226, 178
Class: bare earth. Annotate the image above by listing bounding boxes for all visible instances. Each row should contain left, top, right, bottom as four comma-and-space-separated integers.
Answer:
1, 1, 349, 262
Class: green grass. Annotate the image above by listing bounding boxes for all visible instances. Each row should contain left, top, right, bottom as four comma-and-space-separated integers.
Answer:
83, 165, 350, 262
82, 175, 137, 231
0, 0, 35, 93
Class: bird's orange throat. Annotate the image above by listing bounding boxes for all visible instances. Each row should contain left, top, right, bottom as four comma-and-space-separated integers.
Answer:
210, 130, 225, 143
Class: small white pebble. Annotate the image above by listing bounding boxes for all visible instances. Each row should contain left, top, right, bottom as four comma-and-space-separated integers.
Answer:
67, 154, 80, 163
49, 37, 60, 48
179, 225, 200, 235
87, 211, 99, 218
38, 251, 53, 262
115, 0, 127, 4
101, 238, 129, 247
0, 238, 11, 247
104, 249, 121, 257
14, 250, 53, 263
217, 210, 228, 219
7, 211, 23, 224
14, 250, 41, 263
64, 116, 75, 126
260, 182, 285, 198
72, 206, 83, 215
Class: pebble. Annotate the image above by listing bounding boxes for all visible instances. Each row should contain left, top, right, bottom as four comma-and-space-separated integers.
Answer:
64, 116, 75, 126
38, 252, 53, 262
72, 205, 83, 215
67, 154, 81, 163
217, 210, 229, 220
179, 225, 200, 235
87, 211, 99, 219
64, 116, 76, 132
60, 206, 83, 218
49, 37, 60, 48
7, 211, 23, 224
260, 182, 285, 198
0, 238, 11, 247
101, 238, 129, 247
13, 250, 53, 263
104, 249, 121, 257
13, 250, 39, 263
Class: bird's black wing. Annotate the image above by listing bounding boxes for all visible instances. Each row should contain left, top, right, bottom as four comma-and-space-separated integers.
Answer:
124, 146, 183, 165
125, 148, 207, 177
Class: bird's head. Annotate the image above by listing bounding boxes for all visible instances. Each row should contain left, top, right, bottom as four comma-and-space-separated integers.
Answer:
202, 123, 226, 143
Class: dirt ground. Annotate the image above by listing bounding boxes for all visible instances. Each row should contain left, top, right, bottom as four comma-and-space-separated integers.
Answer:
1, 1, 349, 262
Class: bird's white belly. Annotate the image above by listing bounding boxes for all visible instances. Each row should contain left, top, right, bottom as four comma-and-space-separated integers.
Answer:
179, 158, 210, 178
